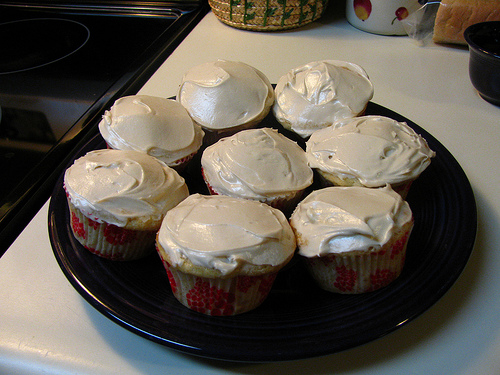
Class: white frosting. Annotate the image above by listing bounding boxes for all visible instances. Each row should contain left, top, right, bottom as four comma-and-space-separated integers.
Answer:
98, 95, 204, 165
273, 60, 374, 138
201, 128, 313, 199
290, 186, 413, 257
306, 115, 435, 186
157, 194, 296, 275
177, 60, 274, 130
64, 149, 189, 227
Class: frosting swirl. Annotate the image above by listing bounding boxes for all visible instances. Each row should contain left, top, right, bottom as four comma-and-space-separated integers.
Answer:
157, 194, 296, 276
98, 95, 204, 166
177, 60, 274, 130
201, 128, 313, 199
64, 149, 189, 228
306, 115, 435, 186
273, 60, 374, 138
290, 186, 413, 257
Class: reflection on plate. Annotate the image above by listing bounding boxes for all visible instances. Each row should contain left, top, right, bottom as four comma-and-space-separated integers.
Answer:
48, 102, 477, 362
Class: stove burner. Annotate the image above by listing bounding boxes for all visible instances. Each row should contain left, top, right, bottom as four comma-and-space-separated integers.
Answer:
0, 1, 208, 255
0, 18, 90, 74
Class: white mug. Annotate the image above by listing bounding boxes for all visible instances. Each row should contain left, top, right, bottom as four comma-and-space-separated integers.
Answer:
346, 0, 420, 35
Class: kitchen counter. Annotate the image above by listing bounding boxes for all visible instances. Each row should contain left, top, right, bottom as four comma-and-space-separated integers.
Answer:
1, 7, 500, 375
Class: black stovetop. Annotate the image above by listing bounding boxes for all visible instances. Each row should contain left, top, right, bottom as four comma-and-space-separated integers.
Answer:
0, 1, 207, 254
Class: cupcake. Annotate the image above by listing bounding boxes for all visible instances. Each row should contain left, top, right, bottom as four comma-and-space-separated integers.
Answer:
201, 127, 313, 213
177, 60, 274, 144
156, 194, 296, 316
290, 185, 414, 294
64, 149, 189, 260
305, 115, 435, 198
273, 60, 374, 138
98, 95, 204, 171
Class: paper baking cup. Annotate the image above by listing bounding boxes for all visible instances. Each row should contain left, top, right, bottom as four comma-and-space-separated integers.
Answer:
200, 122, 261, 146
315, 170, 414, 199
302, 229, 411, 294
201, 167, 304, 213
169, 151, 197, 172
68, 201, 156, 261
159, 258, 277, 316
390, 180, 414, 199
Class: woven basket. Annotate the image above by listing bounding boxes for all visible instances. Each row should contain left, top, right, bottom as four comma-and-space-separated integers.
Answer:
209, 0, 329, 31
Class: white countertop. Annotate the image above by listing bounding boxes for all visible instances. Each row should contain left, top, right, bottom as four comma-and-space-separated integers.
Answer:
1, 9, 500, 375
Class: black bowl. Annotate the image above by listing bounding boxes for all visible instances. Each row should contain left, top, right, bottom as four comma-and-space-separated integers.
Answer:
464, 21, 500, 106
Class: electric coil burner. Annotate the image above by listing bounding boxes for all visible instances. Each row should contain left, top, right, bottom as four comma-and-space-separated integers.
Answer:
0, 1, 207, 254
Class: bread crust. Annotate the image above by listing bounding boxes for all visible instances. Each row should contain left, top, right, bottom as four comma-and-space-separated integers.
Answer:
433, 0, 500, 44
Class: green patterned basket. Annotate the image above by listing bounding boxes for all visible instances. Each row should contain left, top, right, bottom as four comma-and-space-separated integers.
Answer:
209, 0, 329, 31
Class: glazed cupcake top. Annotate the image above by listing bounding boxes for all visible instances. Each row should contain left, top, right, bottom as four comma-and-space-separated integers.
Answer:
64, 149, 189, 228
306, 115, 436, 186
157, 194, 296, 276
290, 186, 413, 257
177, 60, 274, 130
98, 95, 204, 166
201, 128, 313, 199
273, 60, 374, 138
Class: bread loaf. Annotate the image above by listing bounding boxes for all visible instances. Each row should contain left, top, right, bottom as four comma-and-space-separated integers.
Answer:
433, 0, 500, 44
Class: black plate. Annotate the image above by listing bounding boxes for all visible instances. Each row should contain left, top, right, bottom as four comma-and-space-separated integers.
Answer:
48, 102, 477, 362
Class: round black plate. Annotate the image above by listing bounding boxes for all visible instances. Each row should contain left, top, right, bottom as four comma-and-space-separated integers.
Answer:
48, 102, 477, 362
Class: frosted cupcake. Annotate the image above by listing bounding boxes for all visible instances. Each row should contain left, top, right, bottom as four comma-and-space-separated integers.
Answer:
177, 60, 274, 143
98, 95, 204, 171
290, 186, 414, 294
306, 115, 435, 198
201, 127, 313, 212
156, 194, 296, 316
273, 60, 374, 138
64, 149, 189, 260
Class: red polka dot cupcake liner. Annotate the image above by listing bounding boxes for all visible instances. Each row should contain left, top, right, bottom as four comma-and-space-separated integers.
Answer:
168, 152, 197, 172
68, 200, 156, 261
302, 227, 412, 294
158, 255, 277, 316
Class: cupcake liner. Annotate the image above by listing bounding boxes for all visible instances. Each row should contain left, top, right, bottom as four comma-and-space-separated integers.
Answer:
201, 167, 304, 214
68, 200, 156, 261
265, 190, 305, 215
158, 256, 277, 316
201, 167, 219, 196
390, 180, 414, 199
303, 228, 411, 294
169, 151, 197, 172
201, 123, 258, 146
314, 169, 356, 189
315, 169, 414, 199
